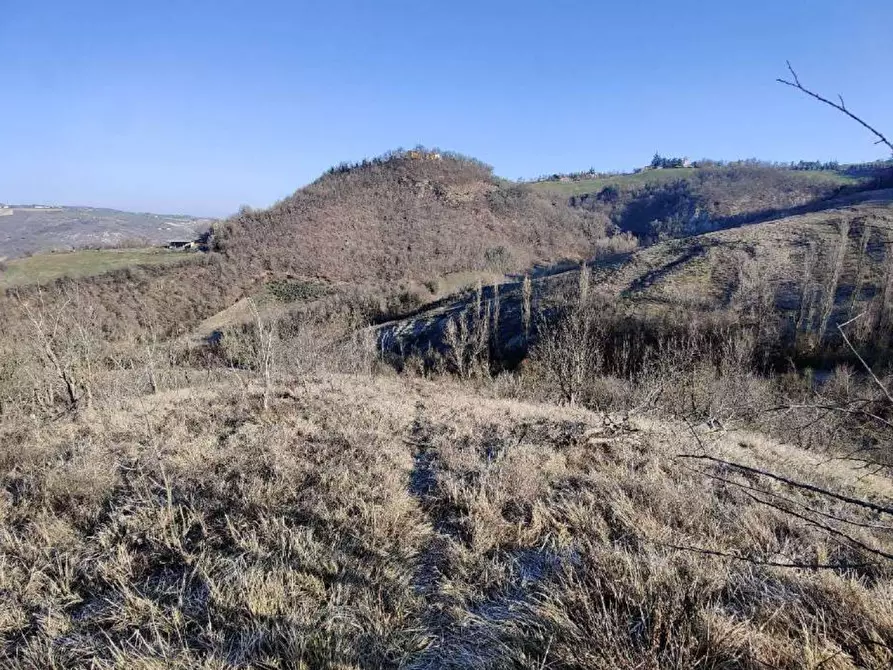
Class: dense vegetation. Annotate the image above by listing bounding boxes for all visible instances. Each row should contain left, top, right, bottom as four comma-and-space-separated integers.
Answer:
213, 151, 621, 283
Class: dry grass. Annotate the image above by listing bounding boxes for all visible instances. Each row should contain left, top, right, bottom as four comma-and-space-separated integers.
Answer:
1, 371, 891, 668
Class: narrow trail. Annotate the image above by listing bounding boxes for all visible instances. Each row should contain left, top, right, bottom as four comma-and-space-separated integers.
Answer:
405, 401, 470, 670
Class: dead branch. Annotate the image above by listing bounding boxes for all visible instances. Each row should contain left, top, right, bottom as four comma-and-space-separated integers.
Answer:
837, 313, 893, 404
739, 488, 893, 562
680, 460, 893, 532
656, 541, 872, 570
778, 61, 893, 155
676, 453, 893, 516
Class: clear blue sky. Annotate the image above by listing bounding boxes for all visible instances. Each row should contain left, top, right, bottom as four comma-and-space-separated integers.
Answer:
2, 1, 891, 217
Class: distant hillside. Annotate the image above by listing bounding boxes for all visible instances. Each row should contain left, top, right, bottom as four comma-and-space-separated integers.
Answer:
213, 151, 618, 282
0, 205, 213, 260
4, 152, 888, 344
379, 188, 893, 364
0, 248, 200, 289
553, 166, 862, 242
528, 161, 871, 198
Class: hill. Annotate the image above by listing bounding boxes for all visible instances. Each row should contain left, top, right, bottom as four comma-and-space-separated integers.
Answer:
0, 205, 213, 260
528, 164, 891, 246
529, 166, 857, 198
379, 188, 893, 365
0, 151, 627, 339
560, 166, 863, 241
213, 151, 619, 283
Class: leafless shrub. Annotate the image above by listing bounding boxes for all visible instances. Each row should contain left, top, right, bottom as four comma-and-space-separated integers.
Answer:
444, 304, 490, 379
247, 298, 276, 410
531, 265, 603, 405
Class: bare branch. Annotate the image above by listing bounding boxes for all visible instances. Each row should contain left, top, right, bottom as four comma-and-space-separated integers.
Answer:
837, 313, 893, 405
785, 60, 801, 87
778, 62, 893, 155
681, 461, 893, 531
676, 453, 893, 516
739, 488, 893, 562
656, 541, 872, 570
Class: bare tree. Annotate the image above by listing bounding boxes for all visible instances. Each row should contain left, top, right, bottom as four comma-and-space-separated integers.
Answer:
247, 298, 276, 411
848, 223, 872, 317
490, 280, 501, 353
533, 270, 601, 405
817, 220, 850, 342
16, 288, 83, 410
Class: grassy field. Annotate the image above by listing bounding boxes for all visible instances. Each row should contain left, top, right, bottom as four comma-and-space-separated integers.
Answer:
1, 369, 890, 668
0, 247, 197, 288
530, 168, 857, 197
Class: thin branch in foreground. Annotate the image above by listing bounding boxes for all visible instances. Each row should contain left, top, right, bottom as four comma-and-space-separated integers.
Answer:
739, 489, 893, 563
681, 461, 893, 532
655, 541, 873, 571
837, 313, 893, 405
777, 61, 893, 155
675, 453, 893, 516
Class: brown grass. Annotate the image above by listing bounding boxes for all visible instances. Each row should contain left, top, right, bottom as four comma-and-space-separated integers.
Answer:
1, 369, 891, 668
1, 156, 893, 669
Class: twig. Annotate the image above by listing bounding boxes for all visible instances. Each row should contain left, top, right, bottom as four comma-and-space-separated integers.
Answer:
836, 313, 893, 404
656, 541, 872, 570
676, 453, 893, 516
739, 488, 893, 562
778, 61, 893, 155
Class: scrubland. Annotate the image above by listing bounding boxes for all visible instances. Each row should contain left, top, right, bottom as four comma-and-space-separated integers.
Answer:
1, 154, 892, 668
1, 279, 892, 669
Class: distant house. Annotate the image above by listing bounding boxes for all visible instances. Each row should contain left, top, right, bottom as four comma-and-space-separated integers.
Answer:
167, 240, 197, 250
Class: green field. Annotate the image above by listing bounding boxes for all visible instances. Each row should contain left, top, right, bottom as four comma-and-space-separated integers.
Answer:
529, 167, 857, 197
0, 248, 197, 288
